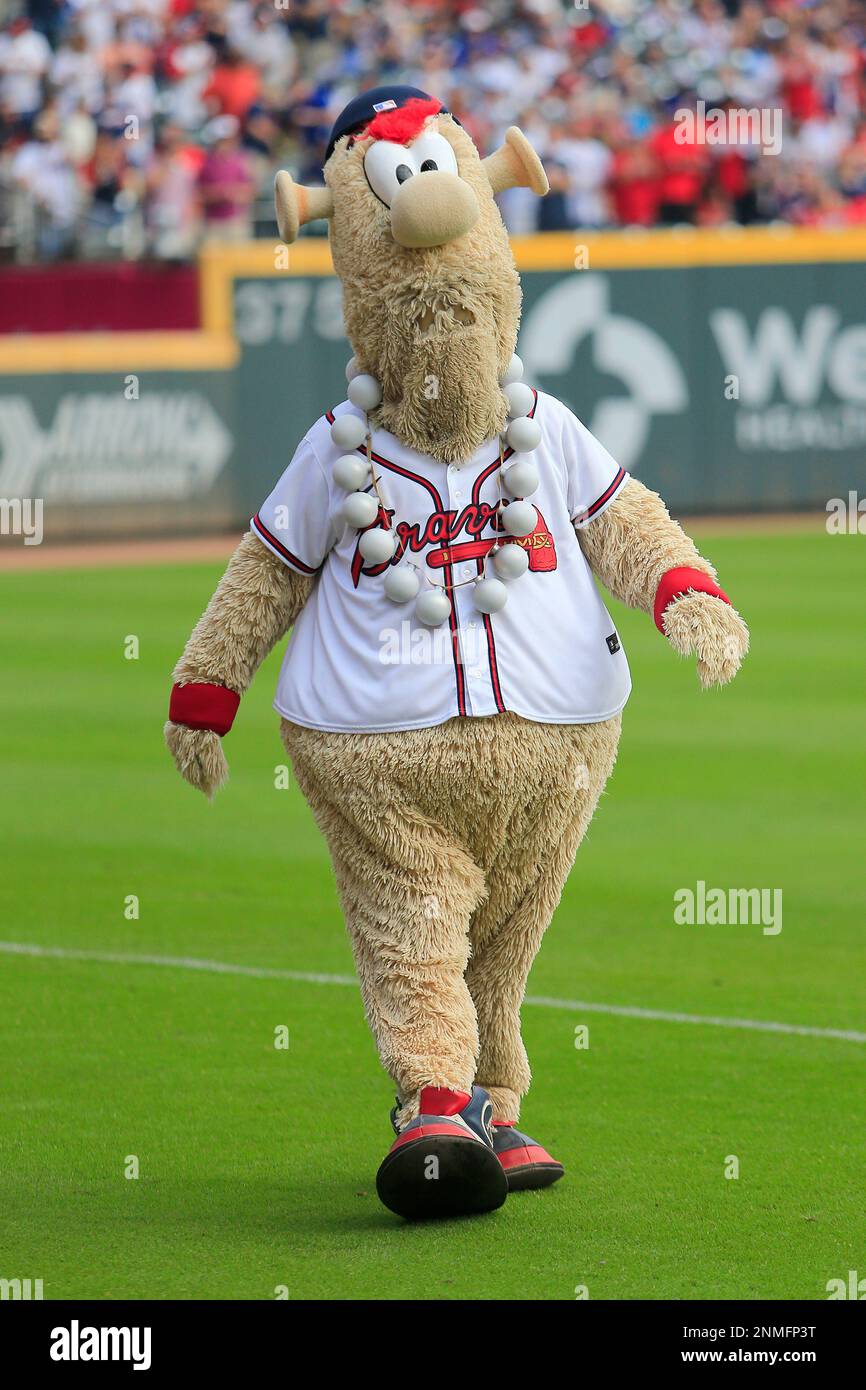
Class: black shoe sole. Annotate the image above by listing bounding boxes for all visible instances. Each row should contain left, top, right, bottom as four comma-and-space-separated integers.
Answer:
503, 1161, 564, 1192
376, 1135, 508, 1220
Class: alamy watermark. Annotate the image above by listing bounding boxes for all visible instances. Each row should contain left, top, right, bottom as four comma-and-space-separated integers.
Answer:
0, 497, 43, 545
674, 880, 782, 936
826, 491, 866, 534
1, 1276, 43, 1299
50, 1322, 152, 1370
675, 101, 782, 157
379, 619, 489, 667
827, 1270, 866, 1299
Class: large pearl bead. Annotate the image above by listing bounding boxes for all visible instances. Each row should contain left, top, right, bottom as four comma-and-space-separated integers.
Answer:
347, 373, 382, 412
330, 414, 367, 451
500, 353, 524, 386
503, 459, 539, 497
474, 577, 508, 613
358, 527, 395, 564
345, 356, 361, 382
493, 543, 529, 579
333, 454, 369, 490
342, 491, 379, 528
501, 499, 537, 537
416, 588, 451, 627
384, 565, 420, 603
504, 381, 534, 418
506, 416, 542, 453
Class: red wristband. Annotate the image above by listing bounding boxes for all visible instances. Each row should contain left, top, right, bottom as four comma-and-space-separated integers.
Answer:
169, 682, 240, 736
653, 566, 731, 633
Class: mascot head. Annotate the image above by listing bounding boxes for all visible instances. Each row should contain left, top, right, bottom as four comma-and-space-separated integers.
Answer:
275, 87, 548, 463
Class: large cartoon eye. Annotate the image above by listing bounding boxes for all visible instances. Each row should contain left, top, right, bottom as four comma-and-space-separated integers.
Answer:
364, 140, 419, 207
408, 130, 458, 176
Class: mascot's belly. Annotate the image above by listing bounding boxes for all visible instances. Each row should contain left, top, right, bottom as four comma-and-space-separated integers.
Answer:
281, 711, 621, 875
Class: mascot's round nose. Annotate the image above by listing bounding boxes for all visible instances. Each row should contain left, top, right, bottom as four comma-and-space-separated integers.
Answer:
390, 170, 479, 249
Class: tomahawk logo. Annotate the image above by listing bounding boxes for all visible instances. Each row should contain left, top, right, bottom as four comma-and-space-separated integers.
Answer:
519, 276, 688, 469
50, 1320, 152, 1371
0, 393, 232, 502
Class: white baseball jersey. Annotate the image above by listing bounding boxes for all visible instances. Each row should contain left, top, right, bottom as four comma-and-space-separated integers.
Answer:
251, 389, 631, 733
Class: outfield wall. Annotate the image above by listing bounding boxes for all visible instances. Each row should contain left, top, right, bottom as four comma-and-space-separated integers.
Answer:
1, 227, 863, 541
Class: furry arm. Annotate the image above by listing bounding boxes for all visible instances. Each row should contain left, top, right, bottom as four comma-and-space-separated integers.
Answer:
165, 531, 314, 797
576, 477, 749, 688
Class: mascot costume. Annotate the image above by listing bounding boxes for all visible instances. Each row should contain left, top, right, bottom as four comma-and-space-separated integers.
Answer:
166, 88, 749, 1221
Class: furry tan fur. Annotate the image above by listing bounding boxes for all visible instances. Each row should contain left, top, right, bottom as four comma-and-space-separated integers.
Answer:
577, 478, 749, 687
165, 532, 312, 797
662, 591, 749, 688
326, 118, 520, 462
167, 111, 749, 1141
171, 531, 312, 690
576, 476, 715, 607
165, 723, 230, 801
283, 711, 620, 1123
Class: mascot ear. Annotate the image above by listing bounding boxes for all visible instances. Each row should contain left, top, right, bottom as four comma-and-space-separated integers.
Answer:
274, 171, 335, 243
483, 127, 549, 197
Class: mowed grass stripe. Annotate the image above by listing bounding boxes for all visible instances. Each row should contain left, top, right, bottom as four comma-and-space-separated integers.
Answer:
2, 941, 865, 1043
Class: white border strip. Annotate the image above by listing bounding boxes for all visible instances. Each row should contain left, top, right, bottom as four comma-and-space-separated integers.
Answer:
2, 941, 863, 1044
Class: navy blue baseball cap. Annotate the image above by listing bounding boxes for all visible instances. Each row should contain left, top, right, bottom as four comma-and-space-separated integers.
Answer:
324, 85, 451, 165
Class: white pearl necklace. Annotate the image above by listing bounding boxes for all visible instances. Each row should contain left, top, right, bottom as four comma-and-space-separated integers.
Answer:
330, 353, 541, 627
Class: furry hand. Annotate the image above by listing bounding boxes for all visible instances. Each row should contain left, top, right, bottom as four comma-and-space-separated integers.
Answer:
164, 720, 229, 799
662, 593, 749, 688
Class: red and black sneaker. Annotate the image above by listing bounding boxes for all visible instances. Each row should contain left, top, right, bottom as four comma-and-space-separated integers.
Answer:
492, 1121, 565, 1191
376, 1085, 508, 1220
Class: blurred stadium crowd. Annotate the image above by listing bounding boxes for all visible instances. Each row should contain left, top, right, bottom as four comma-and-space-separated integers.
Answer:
1, 0, 865, 261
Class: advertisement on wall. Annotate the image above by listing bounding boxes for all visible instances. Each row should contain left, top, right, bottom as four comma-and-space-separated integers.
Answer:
0, 236, 860, 538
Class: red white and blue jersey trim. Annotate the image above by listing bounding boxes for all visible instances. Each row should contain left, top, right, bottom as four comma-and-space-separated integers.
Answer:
251, 511, 319, 575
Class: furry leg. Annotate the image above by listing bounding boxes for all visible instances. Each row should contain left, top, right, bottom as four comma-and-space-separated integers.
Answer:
282, 720, 487, 1118
466, 716, 621, 1122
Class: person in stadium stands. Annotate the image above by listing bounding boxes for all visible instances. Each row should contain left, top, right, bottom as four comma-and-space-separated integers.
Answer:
197, 112, 254, 239
10, 102, 78, 258
0, 15, 52, 131
2, 0, 865, 260
145, 120, 204, 258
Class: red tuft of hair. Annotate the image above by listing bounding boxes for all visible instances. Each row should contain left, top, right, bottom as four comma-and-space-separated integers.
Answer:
362, 96, 442, 148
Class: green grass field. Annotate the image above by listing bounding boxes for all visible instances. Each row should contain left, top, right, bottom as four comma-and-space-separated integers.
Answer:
1, 527, 864, 1301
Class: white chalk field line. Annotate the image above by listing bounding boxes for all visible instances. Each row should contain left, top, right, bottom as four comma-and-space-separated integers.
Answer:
1, 940, 864, 1044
